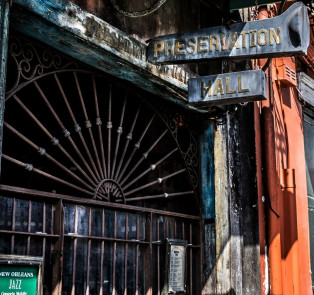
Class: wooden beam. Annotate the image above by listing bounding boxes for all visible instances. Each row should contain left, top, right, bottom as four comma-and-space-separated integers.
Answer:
11, 0, 206, 113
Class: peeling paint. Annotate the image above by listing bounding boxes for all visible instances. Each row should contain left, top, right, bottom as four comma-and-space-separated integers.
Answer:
14, 0, 193, 94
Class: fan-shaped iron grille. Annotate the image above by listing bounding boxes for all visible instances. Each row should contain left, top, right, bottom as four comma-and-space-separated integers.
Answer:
1, 36, 201, 215
0, 34, 202, 295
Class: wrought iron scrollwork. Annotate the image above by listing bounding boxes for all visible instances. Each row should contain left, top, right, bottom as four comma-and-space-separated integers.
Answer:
2, 34, 200, 211
6, 36, 78, 97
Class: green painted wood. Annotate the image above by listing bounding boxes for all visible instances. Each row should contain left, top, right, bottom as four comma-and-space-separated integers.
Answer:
11, 0, 207, 114
0, 0, 10, 176
200, 120, 215, 219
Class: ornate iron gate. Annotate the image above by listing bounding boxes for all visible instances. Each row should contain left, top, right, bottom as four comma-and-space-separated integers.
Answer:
0, 34, 202, 294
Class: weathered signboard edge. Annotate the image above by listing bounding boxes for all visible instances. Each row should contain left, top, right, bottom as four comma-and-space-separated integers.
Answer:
0, 254, 43, 295
11, 0, 211, 114
188, 69, 267, 106
147, 2, 310, 64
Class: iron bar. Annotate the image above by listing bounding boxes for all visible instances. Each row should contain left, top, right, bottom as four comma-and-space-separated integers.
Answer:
73, 72, 103, 180
10, 198, 16, 254
63, 234, 149, 244
4, 122, 95, 191
34, 81, 67, 130
119, 129, 168, 187
125, 191, 194, 202
36, 79, 100, 185
54, 73, 102, 185
107, 82, 112, 186
136, 216, 139, 295
13, 95, 99, 188
112, 211, 117, 295
123, 167, 187, 196
0, 230, 59, 238
124, 214, 128, 295
2, 154, 94, 196
0, 184, 201, 220
189, 223, 193, 295
42, 202, 47, 295
86, 208, 91, 295
117, 113, 156, 183
111, 93, 127, 180
121, 148, 178, 191
27, 200, 31, 255
99, 209, 105, 295
92, 75, 107, 179
114, 103, 141, 181
157, 217, 160, 295
71, 206, 78, 295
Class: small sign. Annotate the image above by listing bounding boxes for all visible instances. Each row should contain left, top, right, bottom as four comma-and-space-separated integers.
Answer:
188, 70, 267, 106
147, 2, 309, 64
168, 245, 186, 293
0, 255, 42, 295
161, 239, 187, 295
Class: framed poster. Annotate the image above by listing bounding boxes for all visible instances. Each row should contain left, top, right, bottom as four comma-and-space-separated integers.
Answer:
0, 255, 42, 295
161, 239, 187, 295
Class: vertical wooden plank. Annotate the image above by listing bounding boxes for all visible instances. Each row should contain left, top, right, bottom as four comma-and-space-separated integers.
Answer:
157, 217, 160, 295
124, 215, 128, 295
200, 120, 215, 220
200, 120, 216, 295
214, 121, 231, 294
0, 0, 9, 176
71, 206, 78, 295
99, 209, 105, 295
52, 200, 64, 295
42, 202, 46, 295
86, 208, 92, 295
112, 211, 117, 295
228, 104, 261, 295
27, 200, 32, 255
227, 113, 243, 295
144, 213, 152, 295
135, 216, 139, 295
11, 198, 16, 254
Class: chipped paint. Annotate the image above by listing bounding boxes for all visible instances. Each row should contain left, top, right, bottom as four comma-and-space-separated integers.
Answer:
13, 0, 193, 93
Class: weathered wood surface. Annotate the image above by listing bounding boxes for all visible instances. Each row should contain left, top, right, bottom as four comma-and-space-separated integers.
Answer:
0, 0, 10, 176
11, 0, 207, 113
214, 120, 231, 294
189, 69, 267, 106
200, 121, 215, 220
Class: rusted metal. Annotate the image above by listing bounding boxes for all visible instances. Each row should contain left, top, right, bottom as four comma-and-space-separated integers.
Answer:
116, 114, 156, 183
4, 122, 94, 191
148, 2, 309, 64
73, 72, 103, 181
1, 33, 203, 294
121, 147, 178, 190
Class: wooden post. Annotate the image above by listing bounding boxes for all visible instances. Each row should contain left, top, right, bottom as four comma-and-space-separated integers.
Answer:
200, 120, 216, 294
0, 0, 10, 176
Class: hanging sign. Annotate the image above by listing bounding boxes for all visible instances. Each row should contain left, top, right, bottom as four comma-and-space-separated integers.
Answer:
188, 69, 267, 106
0, 255, 42, 295
147, 2, 309, 64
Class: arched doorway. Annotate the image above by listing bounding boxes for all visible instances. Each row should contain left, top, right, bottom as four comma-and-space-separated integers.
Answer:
0, 33, 202, 294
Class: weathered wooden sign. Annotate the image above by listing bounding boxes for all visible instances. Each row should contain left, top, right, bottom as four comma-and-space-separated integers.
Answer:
0, 255, 42, 295
188, 69, 267, 105
147, 2, 309, 64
